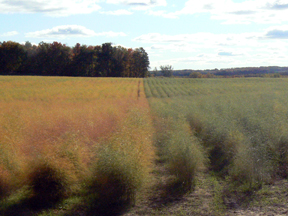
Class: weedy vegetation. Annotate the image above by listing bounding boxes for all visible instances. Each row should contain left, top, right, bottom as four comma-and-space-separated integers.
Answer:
0, 76, 154, 215
144, 77, 288, 211
1, 76, 288, 215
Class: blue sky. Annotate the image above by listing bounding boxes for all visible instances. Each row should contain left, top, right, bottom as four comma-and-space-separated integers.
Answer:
1, 0, 288, 70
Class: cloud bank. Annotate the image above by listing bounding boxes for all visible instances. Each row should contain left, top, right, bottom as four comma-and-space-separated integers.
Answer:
106, 0, 166, 7
0, 0, 101, 16
265, 25, 288, 39
100, 9, 133, 15
149, 0, 288, 24
0, 31, 19, 37
136, 25, 288, 69
25, 25, 127, 38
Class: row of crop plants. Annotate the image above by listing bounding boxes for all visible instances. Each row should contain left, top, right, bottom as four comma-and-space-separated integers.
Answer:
2, 76, 288, 214
145, 77, 288, 199
0, 76, 155, 215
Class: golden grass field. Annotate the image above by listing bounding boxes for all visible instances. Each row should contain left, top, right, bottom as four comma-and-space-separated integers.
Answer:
0, 76, 155, 214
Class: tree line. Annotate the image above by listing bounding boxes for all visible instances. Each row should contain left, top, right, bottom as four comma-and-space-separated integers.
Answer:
172, 66, 288, 77
0, 41, 150, 77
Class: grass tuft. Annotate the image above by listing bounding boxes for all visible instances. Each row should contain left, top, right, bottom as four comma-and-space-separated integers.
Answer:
268, 135, 288, 178
86, 148, 140, 215
152, 110, 205, 195
85, 107, 155, 215
166, 121, 204, 192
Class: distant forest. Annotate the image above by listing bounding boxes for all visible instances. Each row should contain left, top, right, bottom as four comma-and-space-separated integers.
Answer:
1, 41, 287, 78
0, 41, 150, 77
171, 67, 288, 77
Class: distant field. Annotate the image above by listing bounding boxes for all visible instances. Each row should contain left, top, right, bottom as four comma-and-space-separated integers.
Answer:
144, 77, 288, 98
0, 76, 155, 215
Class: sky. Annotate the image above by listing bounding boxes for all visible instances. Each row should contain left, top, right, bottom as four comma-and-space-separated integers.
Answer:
1, 0, 288, 70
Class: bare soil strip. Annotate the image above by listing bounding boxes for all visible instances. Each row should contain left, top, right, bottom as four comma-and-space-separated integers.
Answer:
123, 162, 288, 216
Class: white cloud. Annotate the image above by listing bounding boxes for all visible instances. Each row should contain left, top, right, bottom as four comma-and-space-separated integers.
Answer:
106, 0, 166, 10
0, 0, 101, 16
134, 33, 199, 43
0, 31, 18, 36
218, 51, 242, 57
150, 54, 239, 70
106, 0, 166, 6
264, 25, 288, 39
137, 27, 288, 69
26, 25, 96, 38
163, 0, 288, 24
134, 27, 288, 50
146, 43, 197, 53
25, 25, 127, 38
100, 9, 133, 15
133, 32, 263, 48
0, 0, 167, 16
150, 49, 288, 70
146, 10, 178, 18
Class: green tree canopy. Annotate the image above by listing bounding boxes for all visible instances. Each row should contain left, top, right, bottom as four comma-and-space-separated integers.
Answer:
160, 65, 173, 77
0, 41, 27, 75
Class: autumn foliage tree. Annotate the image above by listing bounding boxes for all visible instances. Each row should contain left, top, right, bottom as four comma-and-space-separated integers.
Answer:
131, 48, 150, 77
0, 41, 150, 77
68, 43, 96, 77
0, 41, 27, 75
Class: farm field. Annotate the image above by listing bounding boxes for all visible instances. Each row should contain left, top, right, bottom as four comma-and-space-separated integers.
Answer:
1, 76, 288, 215
137, 77, 288, 215
0, 76, 155, 215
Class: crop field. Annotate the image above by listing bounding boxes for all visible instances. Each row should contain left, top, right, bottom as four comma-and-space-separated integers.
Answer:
143, 77, 288, 215
1, 76, 288, 215
0, 76, 155, 215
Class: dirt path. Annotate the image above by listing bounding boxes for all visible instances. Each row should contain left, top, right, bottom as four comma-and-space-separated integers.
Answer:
123, 161, 288, 216
226, 180, 288, 216
123, 157, 217, 216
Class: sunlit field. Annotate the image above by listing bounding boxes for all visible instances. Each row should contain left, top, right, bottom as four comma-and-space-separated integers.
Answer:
145, 78, 288, 182
0, 76, 155, 214
2, 76, 288, 215
144, 77, 288, 214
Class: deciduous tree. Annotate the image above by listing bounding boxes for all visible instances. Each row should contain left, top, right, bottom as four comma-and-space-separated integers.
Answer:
0, 41, 27, 74
160, 65, 173, 77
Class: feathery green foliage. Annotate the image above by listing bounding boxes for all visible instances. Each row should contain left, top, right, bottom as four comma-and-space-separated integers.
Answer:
145, 77, 288, 190
86, 108, 155, 214
150, 98, 206, 193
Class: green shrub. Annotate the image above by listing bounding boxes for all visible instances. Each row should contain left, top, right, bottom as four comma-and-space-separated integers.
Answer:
230, 143, 271, 189
187, 115, 236, 176
268, 135, 288, 178
167, 150, 197, 190
166, 131, 203, 191
86, 147, 142, 215
153, 115, 205, 193
85, 107, 155, 215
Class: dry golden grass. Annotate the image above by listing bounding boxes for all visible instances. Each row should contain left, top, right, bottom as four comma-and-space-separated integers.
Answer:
0, 76, 155, 210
